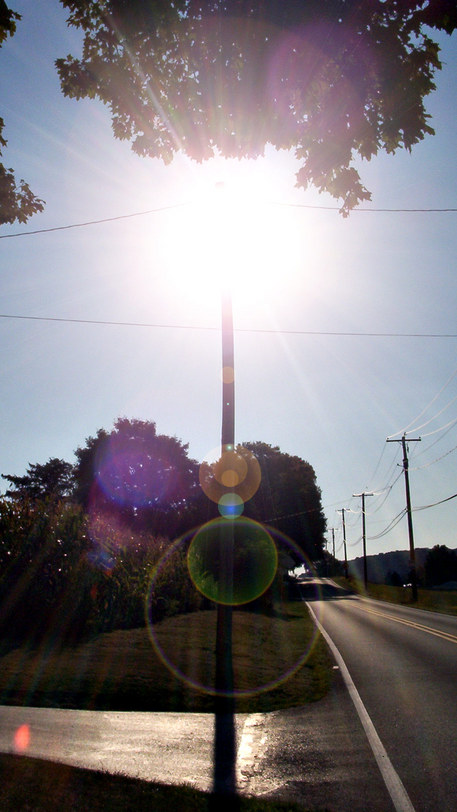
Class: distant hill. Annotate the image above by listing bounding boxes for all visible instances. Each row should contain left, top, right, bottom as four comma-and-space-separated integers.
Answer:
348, 548, 432, 584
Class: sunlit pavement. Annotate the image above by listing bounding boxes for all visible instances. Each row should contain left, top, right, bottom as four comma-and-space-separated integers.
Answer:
0, 707, 217, 791
0, 667, 394, 811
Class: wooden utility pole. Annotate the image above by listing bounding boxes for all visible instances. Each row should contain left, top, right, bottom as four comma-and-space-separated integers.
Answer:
386, 434, 421, 601
353, 492, 374, 590
337, 508, 349, 578
213, 286, 236, 795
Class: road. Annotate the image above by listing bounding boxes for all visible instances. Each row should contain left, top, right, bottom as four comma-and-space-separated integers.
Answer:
305, 580, 457, 812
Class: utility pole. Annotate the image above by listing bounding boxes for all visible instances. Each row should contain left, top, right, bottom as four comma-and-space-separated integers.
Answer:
213, 285, 236, 795
353, 492, 374, 590
386, 434, 421, 601
337, 509, 349, 578
332, 527, 335, 560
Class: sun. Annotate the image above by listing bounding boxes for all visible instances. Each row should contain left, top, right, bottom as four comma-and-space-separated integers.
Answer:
155, 161, 305, 315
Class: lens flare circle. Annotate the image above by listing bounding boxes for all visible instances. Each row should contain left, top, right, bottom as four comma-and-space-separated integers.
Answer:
199, 446, 261, 505
187, 517, 277, 606
145, 528, 323, 698
218, 492, 244, 518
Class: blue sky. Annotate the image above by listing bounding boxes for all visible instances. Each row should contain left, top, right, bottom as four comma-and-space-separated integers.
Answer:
1, 1, 456, 560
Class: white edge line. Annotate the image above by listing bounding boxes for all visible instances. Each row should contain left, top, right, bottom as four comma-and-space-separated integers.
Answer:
306, 602, 416, 812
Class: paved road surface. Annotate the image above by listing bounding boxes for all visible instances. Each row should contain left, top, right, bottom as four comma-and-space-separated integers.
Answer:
307, 580, 457, 812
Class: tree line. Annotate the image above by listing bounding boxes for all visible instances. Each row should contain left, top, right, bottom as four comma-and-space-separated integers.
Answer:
322, 544, 457, 588
0, 418, 326, 649
1, 1, 455, 224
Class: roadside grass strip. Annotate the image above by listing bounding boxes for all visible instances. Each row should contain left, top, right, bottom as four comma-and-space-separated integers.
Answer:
0, 606, 332, 713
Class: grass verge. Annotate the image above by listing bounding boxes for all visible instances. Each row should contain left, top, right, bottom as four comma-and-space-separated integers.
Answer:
334, 577, 457, 615
0, 605, 332, 713
0, 753, 326, 812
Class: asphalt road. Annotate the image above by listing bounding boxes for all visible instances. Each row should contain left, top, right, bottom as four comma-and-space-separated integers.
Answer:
306, 581, 457, 812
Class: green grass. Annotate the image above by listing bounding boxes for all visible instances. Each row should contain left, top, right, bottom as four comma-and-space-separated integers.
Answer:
0, 753, 326, 812
334, 576, 457, 615
0, 605, 332, 713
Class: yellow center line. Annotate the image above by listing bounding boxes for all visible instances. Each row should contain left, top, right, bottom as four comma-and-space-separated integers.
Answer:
354, 604, 457, 645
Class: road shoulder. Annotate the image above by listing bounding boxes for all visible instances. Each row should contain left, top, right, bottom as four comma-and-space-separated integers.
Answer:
237, 668, 396, 811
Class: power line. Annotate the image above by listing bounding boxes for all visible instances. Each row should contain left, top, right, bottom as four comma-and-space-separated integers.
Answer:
0, 202, 190, 239
365, 443, 387, 490
416, 414, 457, 439
413, 492, 457, 511
1, 312, 456, 339
1, 199, 457, 240
406, 395, 457, 436
367, 470, 404, 515
387, 364, 457, 439
273, 202, 457, 214
368, 509, 407, 540
413, 420, 457, 462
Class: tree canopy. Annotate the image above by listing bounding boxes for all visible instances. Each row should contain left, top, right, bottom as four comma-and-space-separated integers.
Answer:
0, 2, 45, 224
2, 457, 75, 501
57, 0, 456, 214
73, 417, 202, 535
424, 544, 457, 587
241, 441, 326, 561
0, 422, 327, 647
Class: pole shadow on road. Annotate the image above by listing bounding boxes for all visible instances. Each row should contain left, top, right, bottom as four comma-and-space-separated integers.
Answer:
211, 698, 240, 810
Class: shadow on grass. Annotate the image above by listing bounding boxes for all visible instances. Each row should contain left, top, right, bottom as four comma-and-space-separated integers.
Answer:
0, 753, 309, 812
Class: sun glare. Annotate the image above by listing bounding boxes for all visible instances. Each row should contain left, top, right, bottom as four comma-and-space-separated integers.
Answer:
157, 165, 305, 314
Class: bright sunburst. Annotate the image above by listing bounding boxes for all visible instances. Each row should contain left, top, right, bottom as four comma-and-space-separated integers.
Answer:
156, 162, 305, 314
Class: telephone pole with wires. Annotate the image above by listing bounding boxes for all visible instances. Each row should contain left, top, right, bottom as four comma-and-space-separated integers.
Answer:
353, 492, 374, 590
386, 434, 421, 601
337, 508, 349, 578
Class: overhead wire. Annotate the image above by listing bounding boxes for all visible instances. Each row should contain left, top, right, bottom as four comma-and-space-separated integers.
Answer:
412, 418, 457, 461
366, 470, 404, 515
367, 509, 407, 540
406, 393, 457, 435
413, 492, 457, 511
273, 202, 457, 214
364, 443, 403, 509
1, 312, 456, 339
388, 364, 457, 438
417, 419, 457, 452
365, 443, 387, 491
1, 199, 457, 242
411, 444, 457, 470
0, 202, 191, 239
417, 414, 457, 439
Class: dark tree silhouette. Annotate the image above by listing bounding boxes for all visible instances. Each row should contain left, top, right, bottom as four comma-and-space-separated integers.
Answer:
73, 417, 202, 536
57, 0, 456, 214
241, 441, 326, 562
0, 2, 45, 224
2, 457, 75, 501
424, 544, 457, 587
